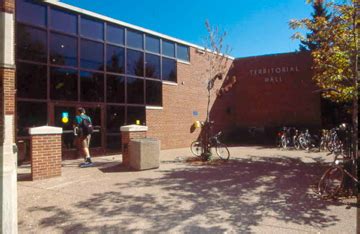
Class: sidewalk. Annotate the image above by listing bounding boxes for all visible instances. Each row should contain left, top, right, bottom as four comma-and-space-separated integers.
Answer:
18, 146, 358, 233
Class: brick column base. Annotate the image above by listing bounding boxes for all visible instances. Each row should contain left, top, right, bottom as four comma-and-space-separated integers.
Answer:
120, 125, 148, 167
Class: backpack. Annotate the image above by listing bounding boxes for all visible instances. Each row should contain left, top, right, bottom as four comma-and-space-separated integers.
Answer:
79, 116, 94, 136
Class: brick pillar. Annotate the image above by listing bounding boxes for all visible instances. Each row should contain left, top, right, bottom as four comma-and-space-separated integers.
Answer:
120, 125, 148, 167
29, 126, 63, 180
0, 0, 17, 233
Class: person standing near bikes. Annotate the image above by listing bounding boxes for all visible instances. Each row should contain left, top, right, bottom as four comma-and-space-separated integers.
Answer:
74, 107, 94, 167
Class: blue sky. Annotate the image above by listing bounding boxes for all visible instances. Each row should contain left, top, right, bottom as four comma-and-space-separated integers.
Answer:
61, 0, 313, 58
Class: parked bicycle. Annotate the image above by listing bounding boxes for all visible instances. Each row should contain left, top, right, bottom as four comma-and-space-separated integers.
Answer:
190, 121, 230, 160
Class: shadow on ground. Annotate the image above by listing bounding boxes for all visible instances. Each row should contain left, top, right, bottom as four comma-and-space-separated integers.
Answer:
27, 155, 345, 233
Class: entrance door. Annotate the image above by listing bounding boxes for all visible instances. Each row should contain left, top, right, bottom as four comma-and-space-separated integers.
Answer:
51, 104, 104, 159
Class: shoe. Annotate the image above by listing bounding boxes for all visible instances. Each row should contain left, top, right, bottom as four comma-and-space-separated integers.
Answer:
85, 157, 92, 163
79, 161, 93, 168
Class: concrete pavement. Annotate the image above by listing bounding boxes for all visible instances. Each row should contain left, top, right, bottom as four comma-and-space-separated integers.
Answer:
17, 146, 358, 233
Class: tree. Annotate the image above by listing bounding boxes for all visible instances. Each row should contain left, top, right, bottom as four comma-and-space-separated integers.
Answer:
299, 0, 331, 51
290, 0, 359, 161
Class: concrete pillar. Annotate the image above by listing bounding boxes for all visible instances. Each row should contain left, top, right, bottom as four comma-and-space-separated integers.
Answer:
120, 125, 148, 167
29, 126, 63, 180
0, 0, 17, 233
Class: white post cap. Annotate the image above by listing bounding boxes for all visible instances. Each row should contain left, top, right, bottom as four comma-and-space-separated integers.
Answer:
29, 126, 63, 135
120, 125, 148, 132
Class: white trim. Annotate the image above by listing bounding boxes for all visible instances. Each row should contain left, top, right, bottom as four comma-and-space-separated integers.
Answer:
162, 81, 178, 86
120, 125, 148, 132
177, 59, 190, 65
0, 12, 15, 67
146, 106, 163, 110
29, 126, 63, 135
42, 0, 235, 60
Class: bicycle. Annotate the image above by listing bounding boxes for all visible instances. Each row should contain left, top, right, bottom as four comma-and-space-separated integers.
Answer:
190, 121, 230, 160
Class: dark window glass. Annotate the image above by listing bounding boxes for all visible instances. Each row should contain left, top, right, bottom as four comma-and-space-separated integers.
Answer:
50, 67, 78, 101
50, 8, 77, 34
127, 77, 144, 104
80, 17, 103, 40
127, 106, 145, 125
106, 24, 124, 45
17, 101, 47, 136
146, 80, 162, 106
16, 0, 46, 26
50, 33, 77, 67
80, 39, 104, 70
162, 58, 177, 82
145, 35, 160, 53
162, 40, 175, 57
80, 71, 104, 102
127, 49, 144, 77
106, 105, 125, 133
107, 75, 125, 103
127, 30, 143, 49
54, 106, 76, 149
106, 135, 121, 150
177, 44, 190, 61
145, 54, 160, 79
106, 45, 125, 74
16, 24, 47, 63
16, 62, 47, 99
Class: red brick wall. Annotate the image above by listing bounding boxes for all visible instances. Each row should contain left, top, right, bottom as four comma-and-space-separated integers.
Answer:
0, 68, 15, 143
231, 52, 321, 128
146, 48, 233, 149
121, 131, 146, 166
0, 0, 15, 13
30, 134, 62, 180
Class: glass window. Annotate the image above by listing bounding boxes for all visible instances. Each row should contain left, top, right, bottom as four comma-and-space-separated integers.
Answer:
50, 67, 78, 101
16, 24, 47, 63
106, 24, 124, 45
17, 101, 47, 136
80, 39, 104, 71
127, 106, 145, 125
127, 30, 143, 49
54, 106, 76, 149
145, 35, 160, 53
106, 45, 125, 74
16, 0, 46, 26
127, 49, 144, 77
106, 105, 125, 133
16, 62, 47, 99
162, 58, 177, 82
145, 54, 160, 79
107, 75, 125, 103
106, 135, 121, 150
177, 44, 190, 61
50, 8, 77, 34
146, 80, 162, 106
162, 40, 175, 57
50, 33, 77, 67
127, 77, 144, 104
80, 16, 103, 40
80, 71, 104, 102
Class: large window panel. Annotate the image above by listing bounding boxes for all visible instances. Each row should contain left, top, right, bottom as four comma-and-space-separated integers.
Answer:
16, 62, 47, 99
127, 30, 143, 49
145, 54, 160, 79
177, 44, 190, 62
106, 105, 125, 133
127, 49, 144, 77
107, 75, 125, 103
50, 33, 77, 67
146, 80, 162, 106
50, 67, 78, 101
16, 25, 47, 63
162, 40, 175, 57
80, 39, 104, 71
16, 0, 46, 26
80, 16, 104, 40
145, 35, 160, 53
162, 58, 177, 82
50, 8, 77, 34
127, 77, 144, 104
17, 101, 47, 136
80, 71, 104, 102
127, 106, 145, 125
106, 45, 125, 74
107, 24, 124, 45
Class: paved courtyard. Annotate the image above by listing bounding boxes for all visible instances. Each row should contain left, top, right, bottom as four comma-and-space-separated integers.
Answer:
18, 146, 358, 233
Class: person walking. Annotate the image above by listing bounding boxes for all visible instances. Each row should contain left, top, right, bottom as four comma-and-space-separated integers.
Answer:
74, 107, 94, 167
